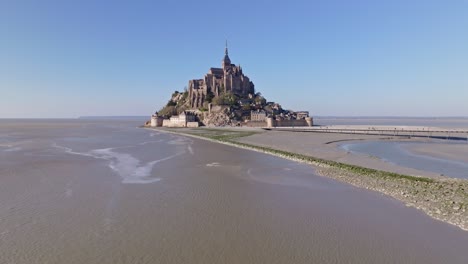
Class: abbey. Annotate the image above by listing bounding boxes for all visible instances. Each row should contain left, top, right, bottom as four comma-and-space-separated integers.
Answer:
148, 44, 313, 128
188, 45, 255, 108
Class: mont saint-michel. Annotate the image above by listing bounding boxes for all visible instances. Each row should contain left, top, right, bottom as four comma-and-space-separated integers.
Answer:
5, 1, 468, 263
146, 45, 312, 128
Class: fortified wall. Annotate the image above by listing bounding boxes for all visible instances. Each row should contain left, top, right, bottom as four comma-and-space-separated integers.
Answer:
266, 117, 313, 128
245, 110, 313, 128
151, 111, 199, 128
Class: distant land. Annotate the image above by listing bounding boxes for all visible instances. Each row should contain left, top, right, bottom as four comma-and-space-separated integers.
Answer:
78, 116, 149, 120
316, 116, 468, 119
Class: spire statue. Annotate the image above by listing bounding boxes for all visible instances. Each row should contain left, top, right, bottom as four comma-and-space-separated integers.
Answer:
225, 40, 228, 55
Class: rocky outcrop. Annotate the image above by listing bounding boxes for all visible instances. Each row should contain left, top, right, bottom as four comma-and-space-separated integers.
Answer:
203, 111, 231, 127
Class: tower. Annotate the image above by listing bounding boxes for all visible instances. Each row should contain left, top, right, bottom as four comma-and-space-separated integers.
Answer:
222, 40, 231, 69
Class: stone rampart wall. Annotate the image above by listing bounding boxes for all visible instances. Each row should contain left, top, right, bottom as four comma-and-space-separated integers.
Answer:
266, 118, 312, 128
187, 122, 200, 128
163, 119, 185, 127
244, 121, 267, 127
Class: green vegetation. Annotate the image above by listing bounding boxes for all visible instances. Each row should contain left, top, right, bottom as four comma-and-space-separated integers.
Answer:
205, 91, 214, 103
181, 91, 188, 101
159, 105, 176, 116
158, 90, 189, 117
242, 105, 251, 111
254, 93, 266, 106
212, 91, 238, 106
166, 101, 177, 107
176, 128, 258, 141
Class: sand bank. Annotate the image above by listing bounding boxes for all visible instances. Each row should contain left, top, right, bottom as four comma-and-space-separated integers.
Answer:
237, 130, 443, 179
154, 127, 468, 232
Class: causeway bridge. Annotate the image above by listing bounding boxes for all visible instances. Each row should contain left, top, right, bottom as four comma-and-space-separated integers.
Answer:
263, 126, 468, 141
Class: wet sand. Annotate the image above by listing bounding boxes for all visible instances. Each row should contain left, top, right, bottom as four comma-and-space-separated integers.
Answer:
1, 120, 468, 263
236, 129, 468, 179
339, 140, 468, 179
237, 130, 444, 178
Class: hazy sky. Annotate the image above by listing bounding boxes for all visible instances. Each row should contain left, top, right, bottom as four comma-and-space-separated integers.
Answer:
1, 0, 467, 118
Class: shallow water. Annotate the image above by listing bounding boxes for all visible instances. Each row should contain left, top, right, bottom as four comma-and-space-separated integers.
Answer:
316, 117, 468, 128
1, 120, 468, 263
339, 140, 468, 179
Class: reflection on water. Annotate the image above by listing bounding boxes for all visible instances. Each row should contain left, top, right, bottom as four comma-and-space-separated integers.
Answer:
340, 141, 468, 179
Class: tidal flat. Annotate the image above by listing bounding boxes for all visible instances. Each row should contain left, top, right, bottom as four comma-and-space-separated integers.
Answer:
162, 127, 468, 232
1, 120, 468, 263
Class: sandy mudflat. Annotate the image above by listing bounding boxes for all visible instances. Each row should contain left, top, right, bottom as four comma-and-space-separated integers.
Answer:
2, 120, 468, 263
164, 127, 468, 231
236, 130, 443, 178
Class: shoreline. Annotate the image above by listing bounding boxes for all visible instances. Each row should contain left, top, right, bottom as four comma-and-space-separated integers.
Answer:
238, 130, 444, 179
146, 127, 468, 232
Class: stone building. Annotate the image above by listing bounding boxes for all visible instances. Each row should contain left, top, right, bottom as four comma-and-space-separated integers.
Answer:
250, 110, 266, 122
188, 44, 255, 108
296, 111, 310, 119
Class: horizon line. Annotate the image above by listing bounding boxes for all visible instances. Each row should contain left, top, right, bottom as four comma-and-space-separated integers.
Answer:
1, 115, 468, 120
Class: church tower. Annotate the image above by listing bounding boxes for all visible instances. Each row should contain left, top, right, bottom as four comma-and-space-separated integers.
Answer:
222, 41, 231, 70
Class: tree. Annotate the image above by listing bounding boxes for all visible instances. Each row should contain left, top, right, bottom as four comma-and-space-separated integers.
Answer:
166, 100, 176, 107
159, 105, 176, 117
224, 92, 238, 106
212, 96, 225, 105
205, 91, 214, 103
171, 91, 180, 97
254, 95, 266, 106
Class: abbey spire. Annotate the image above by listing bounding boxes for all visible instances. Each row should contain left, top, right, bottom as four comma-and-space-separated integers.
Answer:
222, 40, 231, 69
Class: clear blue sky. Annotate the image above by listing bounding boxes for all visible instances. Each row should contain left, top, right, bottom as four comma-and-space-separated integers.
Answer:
1, 0, 467, 118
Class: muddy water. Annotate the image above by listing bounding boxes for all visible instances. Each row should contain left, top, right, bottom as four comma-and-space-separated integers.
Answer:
1, 120, 468, 263
340, 140, 468, 179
